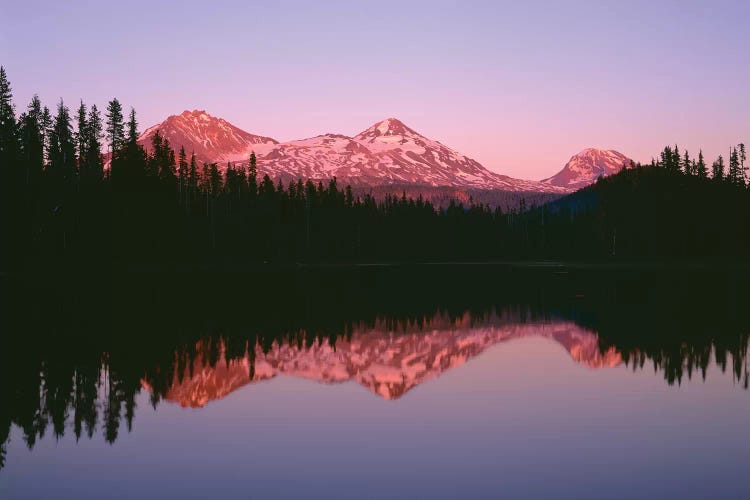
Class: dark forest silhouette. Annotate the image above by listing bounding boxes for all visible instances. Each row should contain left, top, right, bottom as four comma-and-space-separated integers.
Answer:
1, 67, 749, 270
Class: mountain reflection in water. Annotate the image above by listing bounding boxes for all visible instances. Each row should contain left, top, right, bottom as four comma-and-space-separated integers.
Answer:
1, 266, 749, 476
148, 315, 621, 407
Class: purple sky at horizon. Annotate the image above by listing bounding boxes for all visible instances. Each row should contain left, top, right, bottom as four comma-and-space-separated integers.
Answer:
2, 0, 749, 179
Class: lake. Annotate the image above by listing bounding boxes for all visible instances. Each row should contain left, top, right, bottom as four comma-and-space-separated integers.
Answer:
1, 265, 748, 499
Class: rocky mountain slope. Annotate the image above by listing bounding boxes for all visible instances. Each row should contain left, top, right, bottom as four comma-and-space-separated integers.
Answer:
138, 109, 277, 163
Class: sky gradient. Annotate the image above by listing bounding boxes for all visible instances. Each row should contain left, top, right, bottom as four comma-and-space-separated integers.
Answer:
2, 0, 749, 179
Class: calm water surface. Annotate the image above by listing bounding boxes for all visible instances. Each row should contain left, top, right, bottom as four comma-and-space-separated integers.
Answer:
1, 267, 748, 499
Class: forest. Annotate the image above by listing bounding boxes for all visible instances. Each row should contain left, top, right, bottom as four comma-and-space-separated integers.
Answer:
1, 66, 749, 270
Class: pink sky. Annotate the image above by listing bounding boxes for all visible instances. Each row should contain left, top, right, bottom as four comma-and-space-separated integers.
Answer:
2, 1, 749, 179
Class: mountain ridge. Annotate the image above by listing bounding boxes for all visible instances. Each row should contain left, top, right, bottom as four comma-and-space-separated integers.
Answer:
135, 110, 570, 193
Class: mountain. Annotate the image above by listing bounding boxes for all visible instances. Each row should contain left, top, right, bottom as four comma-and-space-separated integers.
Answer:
139, 110, 277, 163
257, 117, 564, 191
142, 318, 621, 407
136, 111, 568, 193
541, 148, 633, 190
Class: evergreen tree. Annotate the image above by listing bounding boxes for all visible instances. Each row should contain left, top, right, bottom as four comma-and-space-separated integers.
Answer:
728, 146, 741, 186
224, 162, 237, 195
25, 95, 43, 132
248, 151, 258, 197
18, 95, 44, 185
75, 101, 88, 176
85, 104, 104, 182
260, 174, 275, 200
672, 145, 681, 172
695, 150, 707, 178
48, 99, 76, 184
188, 152, 198, 202
659, 146, 674, 170
738, 143, 747, 186
146, 130, 177, 186
712, 155, 725, 181
0, 66, 18, 174
200, 162, 210, 193
159, 138, 176, 185
147, 129, 163, 178
236, 165, 247, 200
682, 150, 691, 175
178, 146, 188, 203
209, 163, 222, 195
126, 108, 138, 143
112, 107, 145, 188
105, 98, 125, 155
40, 106, 52, 165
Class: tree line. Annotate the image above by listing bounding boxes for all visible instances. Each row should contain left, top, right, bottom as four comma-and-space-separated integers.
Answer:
1, 66, 749, 268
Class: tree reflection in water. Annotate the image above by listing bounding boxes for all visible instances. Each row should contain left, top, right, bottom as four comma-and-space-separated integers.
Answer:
1, 266, 748, 469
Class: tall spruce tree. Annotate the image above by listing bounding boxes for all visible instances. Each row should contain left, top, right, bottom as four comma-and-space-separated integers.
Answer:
695, 150, 707, 178
159, 138, 176, 186
112, 107, 146, 187
224, 162, 236, 194
85, 104, 104, 182
209, 163, 222, 195
48, 99, 76, 184
126, 108, 138, 143
40, 105, 52, 165
147, 129, 163, 178
670, 145, 681, 173
248, 151, 258, 197
236, 165, 247, 200
0, 66, 19, 175
188, 152, 198, 205
728, 146, 741, 186
659, 146, 671, 169
18, 95, 44, 185
178, 146, 188, 203
105, 98, 125, 155
712, 155, 725, 181
75, 101, 88, 176
682, 150, 691, 175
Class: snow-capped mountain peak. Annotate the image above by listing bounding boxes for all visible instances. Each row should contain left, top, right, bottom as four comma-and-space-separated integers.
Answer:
356, 117, 420, 140
541, 148, 633, 189
241, 116, 568, 192
139, 109, 278, 164
134, 112, 571, 193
